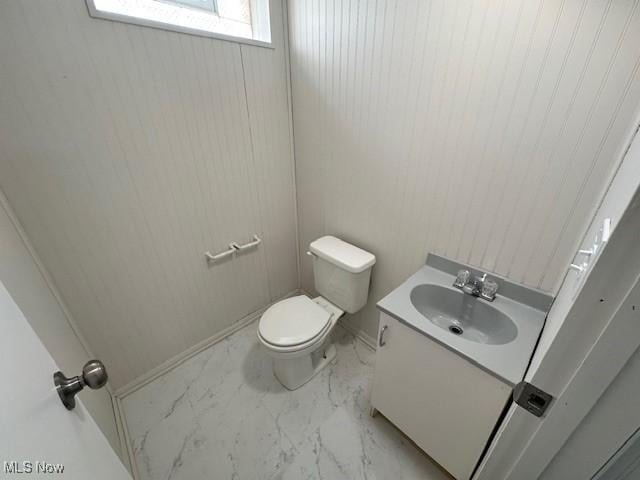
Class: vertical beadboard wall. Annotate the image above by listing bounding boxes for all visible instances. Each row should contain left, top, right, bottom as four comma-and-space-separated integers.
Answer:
0, 196, 120, 456
289, 0, 640, 340
0, 0, 297, 388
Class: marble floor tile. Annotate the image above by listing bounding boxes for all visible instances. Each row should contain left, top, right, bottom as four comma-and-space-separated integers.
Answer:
121, 321, 452, 480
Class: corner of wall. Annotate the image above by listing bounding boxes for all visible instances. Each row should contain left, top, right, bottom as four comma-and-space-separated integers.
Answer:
280, 0, 302, 291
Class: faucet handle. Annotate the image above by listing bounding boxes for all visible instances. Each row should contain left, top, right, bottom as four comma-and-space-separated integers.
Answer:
454, 269, 471, 288
481, 278, 499, 301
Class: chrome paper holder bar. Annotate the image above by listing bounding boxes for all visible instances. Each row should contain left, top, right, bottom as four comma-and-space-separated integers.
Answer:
205, 234, 262, 264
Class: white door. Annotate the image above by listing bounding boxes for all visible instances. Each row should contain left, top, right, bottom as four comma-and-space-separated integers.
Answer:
0, 280, 131, 479
474, 125, 640, 480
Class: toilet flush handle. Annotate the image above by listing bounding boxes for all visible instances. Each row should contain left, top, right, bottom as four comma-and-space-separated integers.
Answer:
306, 251, 318, 259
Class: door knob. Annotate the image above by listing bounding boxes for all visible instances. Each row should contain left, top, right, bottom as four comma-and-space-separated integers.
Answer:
53, 360, 108, 410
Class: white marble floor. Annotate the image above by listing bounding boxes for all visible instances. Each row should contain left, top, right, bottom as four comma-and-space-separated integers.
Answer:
121, 321, 452, 480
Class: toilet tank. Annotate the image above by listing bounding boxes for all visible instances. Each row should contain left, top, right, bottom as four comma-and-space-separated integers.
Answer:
309, 236, 376, 314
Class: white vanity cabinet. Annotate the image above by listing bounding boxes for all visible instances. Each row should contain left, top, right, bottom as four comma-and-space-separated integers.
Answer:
371, 312, 512, 480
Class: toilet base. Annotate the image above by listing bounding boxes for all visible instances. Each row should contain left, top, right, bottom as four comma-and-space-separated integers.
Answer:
273, 343, 337, 390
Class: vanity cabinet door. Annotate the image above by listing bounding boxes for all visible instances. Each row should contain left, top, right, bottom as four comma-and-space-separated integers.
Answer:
371, 312, 511, 480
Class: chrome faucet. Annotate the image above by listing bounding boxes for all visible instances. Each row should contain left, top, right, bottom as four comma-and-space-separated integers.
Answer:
453, 269, 498, 302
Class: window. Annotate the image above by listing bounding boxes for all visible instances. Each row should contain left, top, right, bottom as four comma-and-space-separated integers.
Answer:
168, 0, 218, 13
86, 0, 271, 46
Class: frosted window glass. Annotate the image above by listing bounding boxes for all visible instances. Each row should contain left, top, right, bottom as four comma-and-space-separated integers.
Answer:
90, 0, 260, 43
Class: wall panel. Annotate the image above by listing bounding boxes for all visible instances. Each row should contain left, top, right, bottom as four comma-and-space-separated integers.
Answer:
0, 0, 297, 388
0, 196, 120, 457
289, 0, 640, 340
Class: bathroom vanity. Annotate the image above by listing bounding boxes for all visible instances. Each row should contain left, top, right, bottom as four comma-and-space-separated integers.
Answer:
371, 255, 553, 480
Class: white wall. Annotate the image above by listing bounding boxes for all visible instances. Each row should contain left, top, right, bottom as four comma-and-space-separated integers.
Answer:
0, 194, 120, 457
528, 114, 640, 377
288, 0, 640, 340
0, 0, 297, 389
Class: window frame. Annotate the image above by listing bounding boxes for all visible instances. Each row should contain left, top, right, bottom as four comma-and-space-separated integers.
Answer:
85, 0, 273, 49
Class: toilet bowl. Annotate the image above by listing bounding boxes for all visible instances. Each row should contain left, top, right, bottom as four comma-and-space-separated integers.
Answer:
258, 236, 375, 390
257, 295, 344, 390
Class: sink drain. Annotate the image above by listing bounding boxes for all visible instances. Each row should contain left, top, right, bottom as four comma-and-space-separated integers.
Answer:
449, 325, 463, 335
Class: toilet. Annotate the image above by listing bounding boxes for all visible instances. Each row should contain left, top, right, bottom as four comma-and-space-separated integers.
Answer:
257, 235, 375, 390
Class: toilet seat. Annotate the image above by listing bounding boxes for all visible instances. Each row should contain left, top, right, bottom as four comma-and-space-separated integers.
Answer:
257, 294, 346, 389
258, 295, 331, 348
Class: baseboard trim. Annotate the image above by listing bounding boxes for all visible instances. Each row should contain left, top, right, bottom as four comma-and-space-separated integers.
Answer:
113, 313, 258, 398
112, 394, 138, 478
114, 289, 300, 399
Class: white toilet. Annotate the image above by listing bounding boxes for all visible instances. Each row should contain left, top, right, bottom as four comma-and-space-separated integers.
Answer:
257, 235, 375, 390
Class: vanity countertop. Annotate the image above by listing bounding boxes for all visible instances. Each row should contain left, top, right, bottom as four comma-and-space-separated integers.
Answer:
377, 255, 553, 386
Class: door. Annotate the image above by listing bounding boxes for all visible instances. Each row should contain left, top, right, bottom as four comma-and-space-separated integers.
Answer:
474, 124, 640, 480
0, 280, 131, 479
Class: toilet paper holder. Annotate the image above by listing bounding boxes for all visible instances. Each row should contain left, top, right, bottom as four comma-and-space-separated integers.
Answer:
205, 234, 262, 264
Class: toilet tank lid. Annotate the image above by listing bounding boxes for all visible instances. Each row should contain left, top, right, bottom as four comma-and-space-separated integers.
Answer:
309, 236, 376, 273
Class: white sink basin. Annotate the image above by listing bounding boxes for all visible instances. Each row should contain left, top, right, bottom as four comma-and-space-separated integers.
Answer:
410, 284, 518, 345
